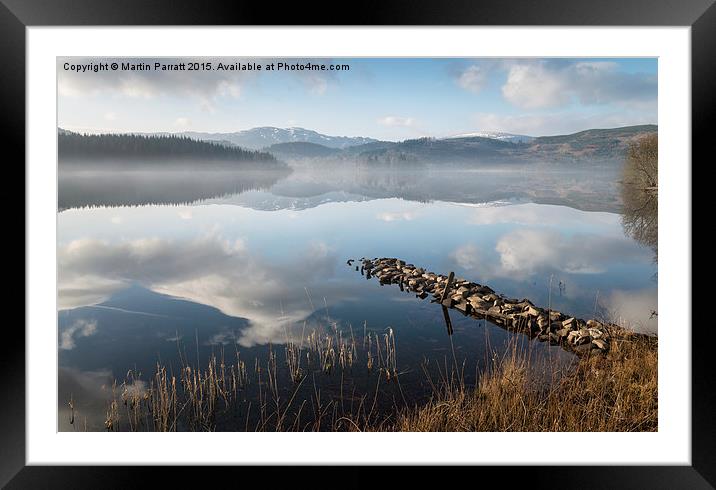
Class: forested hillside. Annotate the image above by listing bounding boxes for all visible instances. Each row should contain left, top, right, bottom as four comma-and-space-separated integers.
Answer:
59, 132, 279, 164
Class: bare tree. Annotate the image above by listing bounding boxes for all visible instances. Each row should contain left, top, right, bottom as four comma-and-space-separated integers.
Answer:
623, 133, 658, 190
621, 134, 658, 262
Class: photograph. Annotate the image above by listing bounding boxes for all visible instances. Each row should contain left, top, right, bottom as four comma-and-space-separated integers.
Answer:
56, 56, 660, 433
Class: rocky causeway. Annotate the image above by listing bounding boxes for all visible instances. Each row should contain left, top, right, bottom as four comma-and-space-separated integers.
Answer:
349, 257, 654, 356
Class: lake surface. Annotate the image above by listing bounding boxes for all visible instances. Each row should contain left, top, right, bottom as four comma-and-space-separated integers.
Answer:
57, 163, 657, 431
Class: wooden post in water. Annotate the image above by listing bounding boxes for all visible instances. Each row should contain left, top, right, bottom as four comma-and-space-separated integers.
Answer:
440, 271, 455, 303
439, 271, 455, 336
441, 306, 454, 336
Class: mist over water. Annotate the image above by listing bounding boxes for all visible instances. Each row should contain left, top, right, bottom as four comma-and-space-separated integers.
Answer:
58, 161, 291, 210
57, 160, 657, 430
59, 160, 622, 212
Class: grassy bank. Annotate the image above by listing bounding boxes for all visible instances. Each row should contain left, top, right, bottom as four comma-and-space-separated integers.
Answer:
66, 324, 657, 432
391, 332, 657, 432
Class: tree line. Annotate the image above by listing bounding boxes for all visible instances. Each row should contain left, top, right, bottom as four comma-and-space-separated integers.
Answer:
58, 132, 278, 163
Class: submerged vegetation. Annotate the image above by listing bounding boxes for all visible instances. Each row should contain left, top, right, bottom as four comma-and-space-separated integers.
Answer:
70, 325, 401, 432
67, 321, 656, 432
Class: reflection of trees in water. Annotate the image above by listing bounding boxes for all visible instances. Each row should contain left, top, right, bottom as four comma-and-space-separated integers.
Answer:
346, 163, 622, 212
59, 166, 291, 211
60, 161, 626, 214
622, 185, 657, 259
621, 134, 658, 262
354, 164, 431, 203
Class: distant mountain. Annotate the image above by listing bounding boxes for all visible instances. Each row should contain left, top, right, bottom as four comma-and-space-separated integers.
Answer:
444, 131, 535, 144
60, 124, 657, 166
355, 137, 513, 164
351, 125, 657, 165
527, 125, 658, 160
264, 142, 343, 160
175, 127, 380, 150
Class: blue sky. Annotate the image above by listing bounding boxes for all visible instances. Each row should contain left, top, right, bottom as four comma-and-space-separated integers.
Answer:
58, 57, 657, 140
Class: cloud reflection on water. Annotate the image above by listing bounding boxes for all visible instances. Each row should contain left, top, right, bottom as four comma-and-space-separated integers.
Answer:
58, 232, 359, 346
58, 169, 657, 344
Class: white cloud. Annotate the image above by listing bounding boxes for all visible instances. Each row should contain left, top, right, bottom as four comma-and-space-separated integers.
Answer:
174, 117, 191, 128
456, 65, 488, 94
57, 233, 359, 347
217, 80, 242, 98
495, 229, 644, 274
500, 60, 657, 111
58, 367, 149, 431
59, 233, 246, 285
495, 229, 649, 275
502, 63, 570, 109
600, 288, 658, 334
58, 57, 336, 107
59, 276, 127, 310
305, 75, 329, 95
103, 112, 117, 121
59, 319, 97, 350
378, 116, 415, 127
470, 112, 545, 135
465, 203, 618, 228
451, 243, 486, 272
58, 367, 114, 430
376, 211, 418, 222
450, 227, 651, 281
58, 57, 252, 100
451, 240, 657, 332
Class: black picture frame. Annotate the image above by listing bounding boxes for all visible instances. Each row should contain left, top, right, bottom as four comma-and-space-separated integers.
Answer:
5, 0, 708, 487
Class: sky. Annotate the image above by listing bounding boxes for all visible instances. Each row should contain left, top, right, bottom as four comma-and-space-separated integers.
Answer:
58, 57, 657, 140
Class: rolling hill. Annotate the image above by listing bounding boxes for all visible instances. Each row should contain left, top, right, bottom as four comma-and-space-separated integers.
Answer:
172, 127, 379, 150
259, 125, 658, 165
263, 142, 343, 160
58, 124, 658, 166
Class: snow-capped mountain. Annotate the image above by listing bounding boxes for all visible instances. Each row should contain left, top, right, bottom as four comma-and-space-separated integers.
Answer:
444, 131, 535, 144
177, 127, 379, 150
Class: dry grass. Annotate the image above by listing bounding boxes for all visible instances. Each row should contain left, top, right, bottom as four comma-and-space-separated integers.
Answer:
72, 324, 402, 432
392, 332, 657, 432
68, 324, 657, 432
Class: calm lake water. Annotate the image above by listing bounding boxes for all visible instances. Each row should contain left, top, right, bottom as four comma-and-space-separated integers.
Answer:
57, 163, 657, 430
